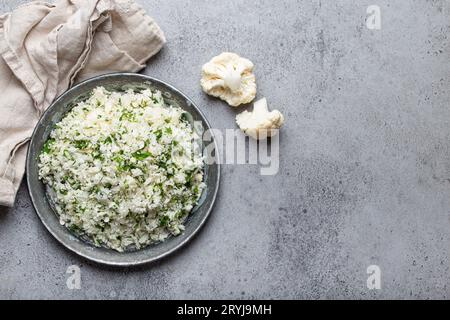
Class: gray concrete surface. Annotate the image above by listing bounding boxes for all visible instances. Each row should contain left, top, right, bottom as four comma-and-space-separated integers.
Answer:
1, 0, 450, 299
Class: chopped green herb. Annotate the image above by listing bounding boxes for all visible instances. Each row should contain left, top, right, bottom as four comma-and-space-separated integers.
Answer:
159, 216, 170, 227
42, 138, 55, 154
180, 112, 190, 123
120, 111, 135, 121
132, 150, 152, 161
63, 150, 72, 159
73, 139, 89, 149
154, 129, 163, 141
140, 99, 149, 108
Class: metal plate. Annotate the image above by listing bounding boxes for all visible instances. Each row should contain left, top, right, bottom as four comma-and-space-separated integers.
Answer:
26, 73, 220, 266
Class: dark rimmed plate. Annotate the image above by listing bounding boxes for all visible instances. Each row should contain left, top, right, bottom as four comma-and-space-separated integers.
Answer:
26, 73, 220, 266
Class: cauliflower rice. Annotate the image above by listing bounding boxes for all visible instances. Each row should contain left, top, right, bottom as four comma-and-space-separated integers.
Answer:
38, 87, 206, 252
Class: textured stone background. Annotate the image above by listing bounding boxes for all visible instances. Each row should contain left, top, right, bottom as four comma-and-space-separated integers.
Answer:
1, 0, 450, 299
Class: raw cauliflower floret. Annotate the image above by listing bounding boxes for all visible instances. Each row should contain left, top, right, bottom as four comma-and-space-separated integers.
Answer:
236, 98, 284, 140
201, 52, 256, 107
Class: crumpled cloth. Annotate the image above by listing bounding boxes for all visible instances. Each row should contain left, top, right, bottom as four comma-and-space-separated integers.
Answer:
0, 0, 166, 207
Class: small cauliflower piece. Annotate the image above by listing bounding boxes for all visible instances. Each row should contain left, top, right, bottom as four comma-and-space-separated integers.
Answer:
236, 98, 284, 140
201, 52, 256, 107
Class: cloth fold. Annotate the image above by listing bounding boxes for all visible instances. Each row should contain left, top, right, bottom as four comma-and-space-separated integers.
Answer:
0, 0, 166, 207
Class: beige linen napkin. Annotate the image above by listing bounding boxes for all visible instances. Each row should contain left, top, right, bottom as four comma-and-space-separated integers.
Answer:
0, 0, 166, 207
